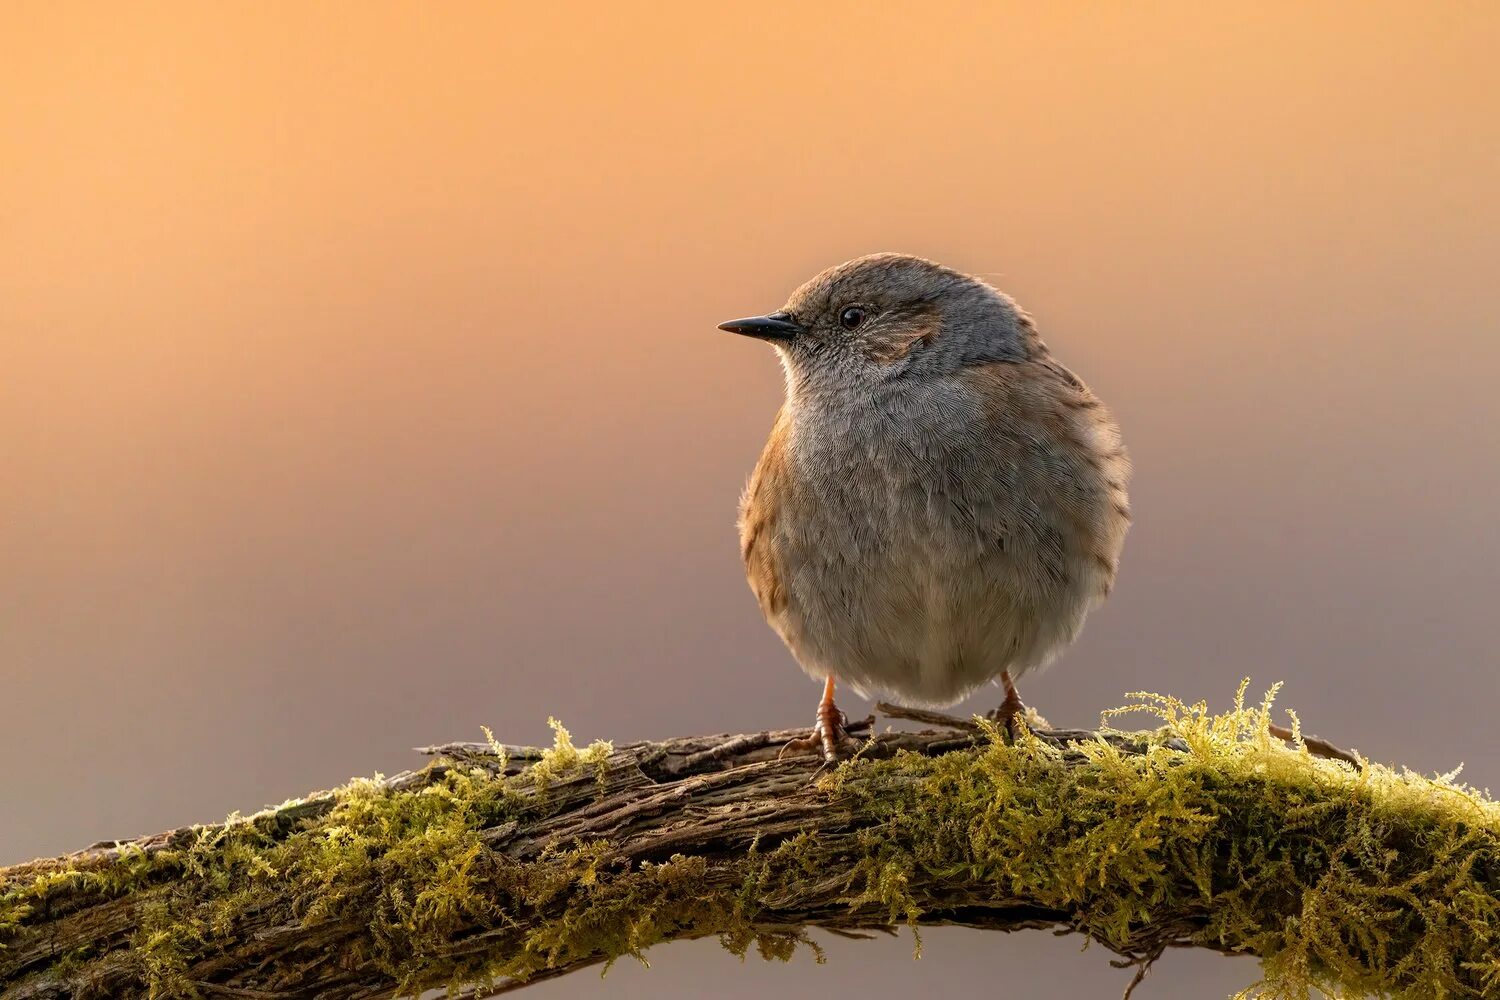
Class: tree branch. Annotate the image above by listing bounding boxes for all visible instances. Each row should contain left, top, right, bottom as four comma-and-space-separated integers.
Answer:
2, 696, 1496, 1000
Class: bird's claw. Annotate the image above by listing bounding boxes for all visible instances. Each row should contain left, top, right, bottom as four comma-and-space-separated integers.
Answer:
778, 708, 852, 763
987, 694, 1029, 743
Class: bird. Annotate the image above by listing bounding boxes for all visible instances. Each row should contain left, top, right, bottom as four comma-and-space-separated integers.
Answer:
720, 253, 1130, 762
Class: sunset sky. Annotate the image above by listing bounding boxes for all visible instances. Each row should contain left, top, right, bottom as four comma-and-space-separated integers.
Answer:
4, 4, 1499, 995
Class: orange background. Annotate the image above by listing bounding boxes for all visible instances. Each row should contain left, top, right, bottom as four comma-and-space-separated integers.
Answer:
4, 4, 1499, 995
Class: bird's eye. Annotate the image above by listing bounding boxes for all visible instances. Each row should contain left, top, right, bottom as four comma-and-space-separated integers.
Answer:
839, 306, 867, 330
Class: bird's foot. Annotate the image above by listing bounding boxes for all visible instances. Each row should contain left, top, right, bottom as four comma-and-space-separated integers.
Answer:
778, 706, 853, 764
987, 689, 1030, 743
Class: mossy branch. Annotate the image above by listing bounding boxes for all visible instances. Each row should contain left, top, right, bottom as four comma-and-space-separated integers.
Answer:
3, 688, 1498, 1000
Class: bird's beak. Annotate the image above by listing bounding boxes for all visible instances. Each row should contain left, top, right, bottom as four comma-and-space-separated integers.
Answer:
717, 312, 803, 342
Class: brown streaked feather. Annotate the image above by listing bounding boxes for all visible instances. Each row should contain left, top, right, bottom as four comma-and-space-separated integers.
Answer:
865, 303, 942, 363
739, 406, 793, 617
957, 357, 1132, 600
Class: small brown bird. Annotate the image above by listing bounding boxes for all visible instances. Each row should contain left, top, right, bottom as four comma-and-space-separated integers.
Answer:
721, 254, 1130, 761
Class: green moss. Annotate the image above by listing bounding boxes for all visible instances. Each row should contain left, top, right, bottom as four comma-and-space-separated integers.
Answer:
827, 689, 1499, 997
526, 718, 613, 794
4, 686, 1498, 999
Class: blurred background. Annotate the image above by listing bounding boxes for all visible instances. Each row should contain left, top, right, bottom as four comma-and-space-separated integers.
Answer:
4, 3, 1498, 996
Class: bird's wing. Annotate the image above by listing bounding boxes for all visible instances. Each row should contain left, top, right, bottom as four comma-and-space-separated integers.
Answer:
956, 357, 1132, 593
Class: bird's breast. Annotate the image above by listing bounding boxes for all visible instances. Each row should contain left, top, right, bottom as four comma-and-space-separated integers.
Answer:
741, 365, 1128, 707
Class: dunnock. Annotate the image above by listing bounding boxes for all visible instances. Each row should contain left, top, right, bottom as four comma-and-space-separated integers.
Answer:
721, 254, 1130, 761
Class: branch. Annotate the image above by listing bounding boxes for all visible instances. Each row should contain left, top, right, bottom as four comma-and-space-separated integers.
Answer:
3, 694, 1497, 1000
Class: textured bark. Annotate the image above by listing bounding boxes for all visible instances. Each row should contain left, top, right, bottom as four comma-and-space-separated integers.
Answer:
0, 705, 1465, 1000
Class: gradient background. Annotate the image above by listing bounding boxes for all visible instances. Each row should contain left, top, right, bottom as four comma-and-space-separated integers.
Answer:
4, 3, 1498, 997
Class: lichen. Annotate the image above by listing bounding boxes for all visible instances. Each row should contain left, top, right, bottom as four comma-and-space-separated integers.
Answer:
3, 686, 1497, 999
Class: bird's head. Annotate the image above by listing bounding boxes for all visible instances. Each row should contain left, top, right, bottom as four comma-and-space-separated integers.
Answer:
719, 253, 1038, 391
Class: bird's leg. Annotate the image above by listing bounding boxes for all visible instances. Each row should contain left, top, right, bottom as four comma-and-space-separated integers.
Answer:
814, 676, 850, 762
988, 670, 1029, 742
779, 676, 851, 763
